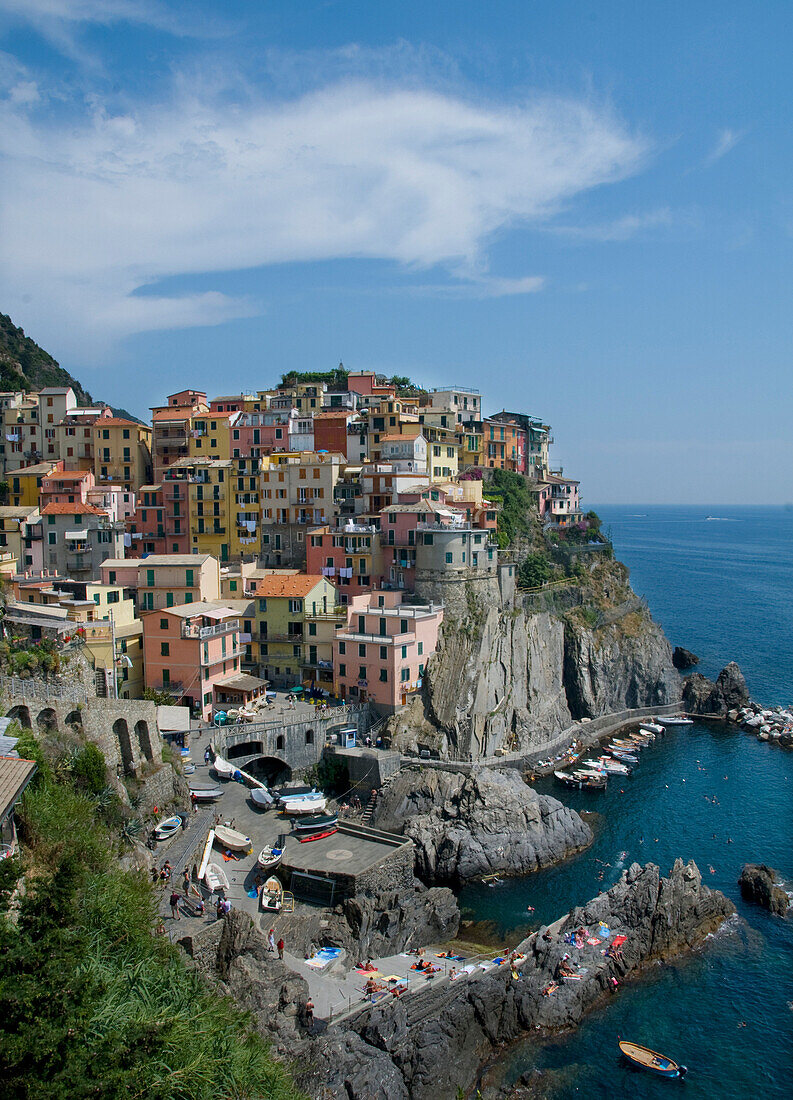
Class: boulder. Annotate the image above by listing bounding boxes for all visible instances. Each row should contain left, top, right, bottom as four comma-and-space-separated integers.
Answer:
372, 766, 592, 885
683, 662, 749, 716
738, 863, 790, 916
322, 882, 460, 960
672, 646, 699, 670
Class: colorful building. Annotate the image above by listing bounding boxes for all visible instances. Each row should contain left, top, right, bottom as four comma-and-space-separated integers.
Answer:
252, 573, 338, 687
306, 521, 384, 601
259, 451, 344, 567
93, 418, 153, 492
40, 502, 124, 581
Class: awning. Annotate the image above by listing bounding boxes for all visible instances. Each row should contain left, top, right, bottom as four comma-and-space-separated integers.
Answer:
289, 685, 304, 694
64, 530, 89, 540
202, 607, 237, 619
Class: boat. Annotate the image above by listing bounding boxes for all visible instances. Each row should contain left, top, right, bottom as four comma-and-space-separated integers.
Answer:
189, 782, 224, 801
662, 715, 694, 726
618, 1040, 687, 1079
251, 787, 275, 808
260, 875, 283, 912
607, 750, 639, 765
257, 845, 283, 870
639, 721, 665, 735
212, 755, 236, 779
554, 770, 607, 791
283, 797, 327, 815
299, 827, 337, 842
275, 786, 322, 802
596, 757, 631, 775
291, 811, 339, 833
204, 861, 230, 893
214, 825, 253, 853
153, 815, 184, 840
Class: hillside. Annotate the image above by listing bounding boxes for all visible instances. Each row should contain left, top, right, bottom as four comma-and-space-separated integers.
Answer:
0, 313, 141, 422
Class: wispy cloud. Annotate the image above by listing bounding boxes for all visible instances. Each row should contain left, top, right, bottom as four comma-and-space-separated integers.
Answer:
705, 127, 746, 166
406, 274, 545, 299
0, 64, 646, 358
546, 207, 674, 242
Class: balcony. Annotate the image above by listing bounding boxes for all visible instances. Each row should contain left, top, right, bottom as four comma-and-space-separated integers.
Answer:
153, 681, 183, 694
181, 618, 239, 640
267, 631, 304, 642
66, 555, 93, 572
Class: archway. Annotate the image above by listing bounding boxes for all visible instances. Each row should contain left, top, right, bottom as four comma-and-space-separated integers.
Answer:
275, 734, 285, 751
36, 707, 58, 733
6, 704, 31, 729
113, 718, 135, 776
244, 756, 292, 787
227, 741, 263, 761
65, 709, 83, 729
305, 728, 314, 745
134, 720, 154, 762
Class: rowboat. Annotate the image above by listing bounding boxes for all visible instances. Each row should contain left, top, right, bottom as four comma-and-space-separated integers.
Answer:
212, 755, 236, 779
204, 861, 230, 893
291, 811, 339, 833
299, 827, 337, 842
275, 786, 322, 803
214, 825, 253, 853
662, 715, 693, 725
283, 796, 327, 815
189, 782, 224, 801
639, 721, 665, 735
250, 787, 275, 808
618, 1040, 687, 1078
153, 815, 184, 840
257, 845, 283, 870
260, 875, 283, 912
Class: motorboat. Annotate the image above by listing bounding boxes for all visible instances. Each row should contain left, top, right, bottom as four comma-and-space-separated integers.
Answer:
554, 770, 606, 791
260, 875, 283, 912
251, 787, 275, 808
204, 862, 230, 893
596, 757, 631, 775
257, 845, 283, 870
618, 1040, 687, 1079
291, 811, 339, 833
275, 786, 321, 802
639, 721, 665, 735
662, 715, 693, 726
607, 749, 639, 765
214, 825, 253, 853
282, 796, 327, 815
153, 815, 184, 841
189, 782, 224, 801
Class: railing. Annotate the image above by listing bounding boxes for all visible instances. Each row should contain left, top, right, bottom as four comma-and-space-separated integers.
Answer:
266, 632, 304, 642
0, 673, 92, 702
336, 630, 411, 645
154, 681, 183, 693
181, 619, 239, 640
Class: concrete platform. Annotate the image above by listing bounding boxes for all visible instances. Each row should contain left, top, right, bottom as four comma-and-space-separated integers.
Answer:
282, 822, 410, 879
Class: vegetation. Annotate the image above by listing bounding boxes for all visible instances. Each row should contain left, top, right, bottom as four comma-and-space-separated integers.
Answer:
517, 552, 552, 589
280, 366, 349, 389
0, 728, 306, 1100
0, 636, 62, 677
303, 753, 349, 794
142, 686, 178, 706
484, 468, 538, 549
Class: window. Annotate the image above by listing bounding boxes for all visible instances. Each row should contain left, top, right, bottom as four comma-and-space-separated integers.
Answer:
258, 598, 267, 612
401, 645, 408, 659
185, 568, 194, 586
146, 569, 154, 586
48, 532, 56, 545
308, 622, 316, 636
400, 619, 408, 633
401, 668, 410, 682
123, 428, 130, 439
358, 643, 366, 657
359, 666, 366, 681
185, 592, 193, 604
305, 729, 314, 745
289, 598, 303, 613
379, 668, 388, 682
162, 669, 170, 683
161, 642, 170, 656
166, 592, 174, 607
418, 641, 424, 656
379, 645, 387, 660
339, 662, 346, 676
445, 552, 453, 564
338, 642, 346, 654
160, 618, 169, 630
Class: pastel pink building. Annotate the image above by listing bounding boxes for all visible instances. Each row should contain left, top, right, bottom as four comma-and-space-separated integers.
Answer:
40, 469, 135, 524
333, 590, 443, 714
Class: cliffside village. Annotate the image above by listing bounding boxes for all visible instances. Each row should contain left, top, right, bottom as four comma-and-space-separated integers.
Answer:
0, 373, 582, 720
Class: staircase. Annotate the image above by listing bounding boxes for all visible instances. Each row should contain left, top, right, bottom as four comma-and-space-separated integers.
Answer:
360, 767, 400, 826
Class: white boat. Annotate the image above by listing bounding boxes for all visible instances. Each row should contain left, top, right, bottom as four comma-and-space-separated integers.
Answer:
639, 721, 665, 735
283, 796, 327, 815
260, 875, 283, 912
251, 787, 275, 808
275, 786, 322, 803
153, 815, 184, 840
596, 757, 631, 775
214, 825, 253, 853
204, 861, 230, 892
189, 782, 224, 801
212, 755, 237, 779
257, 845, 283, 870
662, 715, 694, 725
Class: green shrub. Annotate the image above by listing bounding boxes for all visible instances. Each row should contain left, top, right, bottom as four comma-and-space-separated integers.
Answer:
518, 552, 552, 588
71, 742, 107, 795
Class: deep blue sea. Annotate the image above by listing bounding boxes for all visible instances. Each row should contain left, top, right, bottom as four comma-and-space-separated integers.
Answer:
461, 506, 793, 1099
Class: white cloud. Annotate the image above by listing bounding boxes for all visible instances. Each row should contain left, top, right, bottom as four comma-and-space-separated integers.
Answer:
547, 207, 674, 242
705, 127, 746, 166
0, 76, 646, 358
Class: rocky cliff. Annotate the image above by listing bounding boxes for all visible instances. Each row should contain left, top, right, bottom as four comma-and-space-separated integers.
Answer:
372, 766, 592, 885
300, 860, 734, 1100
387, 560, 680, 761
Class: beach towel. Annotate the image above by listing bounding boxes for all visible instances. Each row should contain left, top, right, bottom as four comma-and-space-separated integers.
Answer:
370, 990, 390, 1003
460, 964, 476, 975
355, 967, 382, 977
611, 935, 627, 948
598, 926, 611, 938
587, 937, 601, 946
382, 975, 401, 983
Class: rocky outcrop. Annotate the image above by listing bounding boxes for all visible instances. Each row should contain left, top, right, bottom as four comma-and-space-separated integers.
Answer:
738, 863, 790, 916
179, 910, 309, 1042
371, 767, 592, 885
299, 860, 734, 1100
683, 662, 749, 715
673, 646, 699, 669
321, 883, 460, 960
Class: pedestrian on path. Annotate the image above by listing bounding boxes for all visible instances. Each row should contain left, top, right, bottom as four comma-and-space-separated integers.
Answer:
204, 747, 211, 765
169, 892, 181, 920
191, 792, 198, 814
277, 937, 285, 960
182, 868, 190, 896
304, 998, 314, 1030
268, 928, 276, 953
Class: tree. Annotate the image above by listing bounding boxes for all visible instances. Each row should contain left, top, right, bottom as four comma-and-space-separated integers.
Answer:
142, 687, 177, 706
518, 553, 552, 588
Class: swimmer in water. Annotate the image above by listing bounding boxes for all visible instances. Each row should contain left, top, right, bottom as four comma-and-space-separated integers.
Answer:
526, 905, 535, 912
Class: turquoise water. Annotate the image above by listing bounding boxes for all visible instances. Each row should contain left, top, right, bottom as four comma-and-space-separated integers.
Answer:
460, 506, 793, 1098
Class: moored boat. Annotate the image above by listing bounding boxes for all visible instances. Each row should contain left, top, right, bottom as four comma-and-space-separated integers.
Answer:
204, 861, 230, 893
260, 875, 283, 912
639, 721, 665, 735
618, 1040, 687, 1078
607, 749, 639, 764
214, 825, 253, 853
257, 845, 283, 870
189, 782, 224, 801
153, 815, 184, 840
662, 715, 694, 725
291, 811, 339, 833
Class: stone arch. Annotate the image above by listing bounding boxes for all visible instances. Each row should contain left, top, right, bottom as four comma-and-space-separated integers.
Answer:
36, 707, 58, 733
65, 709, 83, 729
113, 718, 135, 777
244, 755, 292, 786
134, 720, 154, 763
6, 704, 31, 729
227, 741, 263, 761
275, 734, 285, 751
305, 728, 314, 745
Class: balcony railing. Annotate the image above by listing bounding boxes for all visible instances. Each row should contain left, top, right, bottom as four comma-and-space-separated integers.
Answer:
154, 681, 183, 693
181, 618, 239, 640
267, 631, 304, 642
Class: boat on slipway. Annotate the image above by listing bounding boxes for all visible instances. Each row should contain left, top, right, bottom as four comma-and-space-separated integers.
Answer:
204, 862, 230, 893
189, 782, 224, 802
260, 876, 283, 913
282, 796, 327, 815
618, 1040, 687, 1079
214, 825, 253, 853
153, 815, 184, 841
291, 811, 339, 833
257, 845, 283, 870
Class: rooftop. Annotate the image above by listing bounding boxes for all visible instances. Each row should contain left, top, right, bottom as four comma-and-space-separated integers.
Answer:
214, 672, 268, 691
252, 574, 330, 598
40, 502, 107, 516
95, 417, 148, 428
133, 553, 213, 566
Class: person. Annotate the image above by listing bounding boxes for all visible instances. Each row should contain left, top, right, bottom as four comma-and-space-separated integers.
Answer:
268, 928, 276, 953
194, 895, 205, 916
191, 792, 198, 814
449, 966, 457, 980
216, 895, 226, 920
182, 868, 190, 896
277, 937, 285, 960
204, 747, 211, 765
155, 918, 167, 935
304, 998, 314, 1029
169, 891, 181, 920
150, 866, 159, 884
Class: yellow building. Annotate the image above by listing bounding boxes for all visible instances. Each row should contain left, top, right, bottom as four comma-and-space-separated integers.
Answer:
455, 425, 483, 469
184, 458, 234, 562
253, 573, 337, 687
0, 507, 40, 568
93, 418, 153, 493
8, 460, 61, 507
259, 451, 344, 567
76, 584, 145, 699
187, 411, 234, 461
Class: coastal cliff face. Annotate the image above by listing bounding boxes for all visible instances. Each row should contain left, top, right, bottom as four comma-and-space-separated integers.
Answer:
387, 560, 680, 761
300, 860, 734, 1100
372, 766, 592, 885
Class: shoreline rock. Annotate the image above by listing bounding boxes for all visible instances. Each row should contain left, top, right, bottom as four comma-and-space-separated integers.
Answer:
299, 859, 734, 1099
683, 661, 749, 715
673, 646, 699, 670
372, 766, 593, 885
738, 863, 790, 916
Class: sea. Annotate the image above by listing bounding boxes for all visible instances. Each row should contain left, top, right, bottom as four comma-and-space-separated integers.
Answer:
459, 506, 793, 1099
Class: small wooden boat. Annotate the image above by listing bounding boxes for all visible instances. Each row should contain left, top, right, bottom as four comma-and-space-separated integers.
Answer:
283, 796, 327, 815
257, 845, 283, 870
251, 787, 275, 808
204, 861, 230, 893
189, 782, 224, 801
275, 786, 320, 802
662, 715, 693, 726
260, 875, 283, 912
214, 825, 253, 853
618, 1040, 687, 1078
153, 815, 184, 840
299, 827, 337, 842
291, 811, 338, 833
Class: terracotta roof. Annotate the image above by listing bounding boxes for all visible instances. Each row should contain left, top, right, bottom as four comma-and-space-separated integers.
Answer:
43, 470, 90, 481
40, 502, 107, 515
95, 417, 148, 428
313, 410, 352, 419
152, 407, 193, 422
252, 574, 329, 598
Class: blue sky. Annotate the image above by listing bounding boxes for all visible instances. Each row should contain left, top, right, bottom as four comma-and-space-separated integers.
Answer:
0, 1, 790, 503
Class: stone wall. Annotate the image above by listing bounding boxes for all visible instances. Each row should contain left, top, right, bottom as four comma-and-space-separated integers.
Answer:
329, 746, 402, 792
414, 568, 501, 619
353, 839, 415, 895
